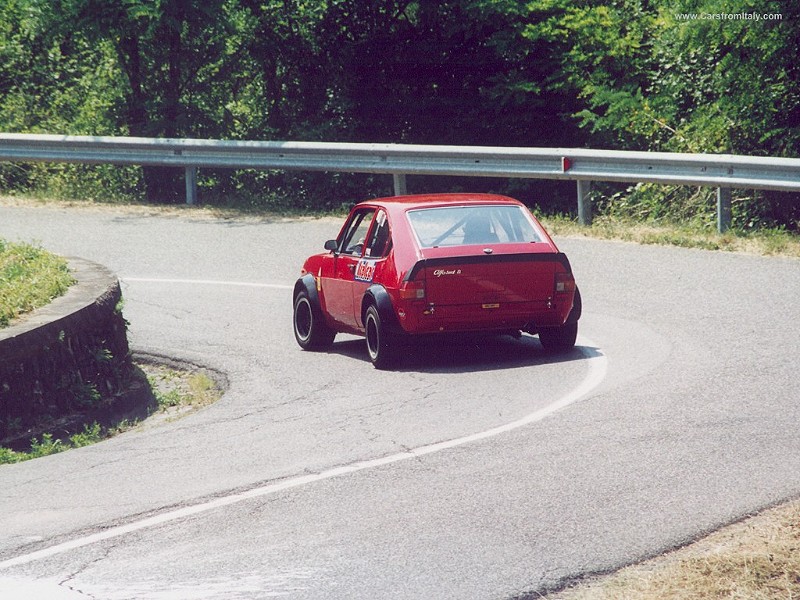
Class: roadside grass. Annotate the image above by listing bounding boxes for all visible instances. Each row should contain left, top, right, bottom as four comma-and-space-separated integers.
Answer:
548, 500, 800, 599
0, 192, 345, 221
0, 363, 221, 465
144, 364, 219, 418
0, 237, 75, 328
541, 215, 800, 258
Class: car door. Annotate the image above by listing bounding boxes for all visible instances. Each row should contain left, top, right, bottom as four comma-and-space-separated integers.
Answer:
323, 207, 376, 331
351, 209, 393, 328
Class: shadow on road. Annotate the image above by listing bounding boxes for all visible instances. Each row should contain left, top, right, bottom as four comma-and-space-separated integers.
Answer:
327, 333, 601, 374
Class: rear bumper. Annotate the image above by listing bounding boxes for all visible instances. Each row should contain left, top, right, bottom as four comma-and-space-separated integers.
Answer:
396, 300, 570, 335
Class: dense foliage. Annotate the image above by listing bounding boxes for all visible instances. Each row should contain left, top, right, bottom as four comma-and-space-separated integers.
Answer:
0, 0, 797, 228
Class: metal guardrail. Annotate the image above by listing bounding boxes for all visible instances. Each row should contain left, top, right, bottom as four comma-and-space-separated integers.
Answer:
2, 133, 799, 231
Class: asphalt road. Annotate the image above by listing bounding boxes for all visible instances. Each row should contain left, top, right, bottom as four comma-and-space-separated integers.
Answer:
0, 202, 798, 599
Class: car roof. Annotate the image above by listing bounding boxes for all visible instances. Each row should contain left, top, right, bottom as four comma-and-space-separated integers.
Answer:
356, 193, 525, 213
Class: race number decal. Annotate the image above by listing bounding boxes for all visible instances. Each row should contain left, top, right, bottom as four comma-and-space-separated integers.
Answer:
354, 259, 377, 283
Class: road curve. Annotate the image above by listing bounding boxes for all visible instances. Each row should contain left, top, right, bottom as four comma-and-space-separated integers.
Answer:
0, 203, 798, 599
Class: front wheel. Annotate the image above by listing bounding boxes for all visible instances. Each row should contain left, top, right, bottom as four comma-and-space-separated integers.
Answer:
293, 290, 335, 350
538, 321, 578, 353
364, 304, 401, 369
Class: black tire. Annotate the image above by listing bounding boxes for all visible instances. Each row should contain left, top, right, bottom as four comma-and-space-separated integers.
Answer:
538, 321, 578, 353
364, 304, 401, 369
293, 290, 335, 350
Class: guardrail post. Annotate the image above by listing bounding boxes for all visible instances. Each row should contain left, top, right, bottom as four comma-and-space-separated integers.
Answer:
577, 180, 592, 226
185, 166, 198, 205
393, 173, 407, 196
717, 187, 732, 233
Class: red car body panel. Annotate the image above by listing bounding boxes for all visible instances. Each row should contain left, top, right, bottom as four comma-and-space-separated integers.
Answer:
298, 194, 578, 340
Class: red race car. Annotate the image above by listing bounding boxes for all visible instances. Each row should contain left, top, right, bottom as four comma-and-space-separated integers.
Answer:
293, 193, 581, 368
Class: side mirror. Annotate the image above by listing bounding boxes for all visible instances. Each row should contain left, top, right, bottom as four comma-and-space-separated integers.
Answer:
324, 239, 338, 252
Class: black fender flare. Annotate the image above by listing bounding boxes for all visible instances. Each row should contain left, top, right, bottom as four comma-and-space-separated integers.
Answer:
361, 284, 401, 332
566, 286, 582, 324
294, 274, 322, 308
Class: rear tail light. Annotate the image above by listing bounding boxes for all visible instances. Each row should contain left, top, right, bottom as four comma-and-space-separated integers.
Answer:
555, 272, 576, 294
399, 279, 426, 300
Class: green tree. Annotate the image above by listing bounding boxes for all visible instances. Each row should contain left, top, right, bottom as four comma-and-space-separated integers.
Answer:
0, 0, 797, 224
64, 0, 244, 201
0, 0, 129, 194
317, 0, 583, 147
240, 0, 330, 139
310, 0, 586, 209
537, 0, 800, 227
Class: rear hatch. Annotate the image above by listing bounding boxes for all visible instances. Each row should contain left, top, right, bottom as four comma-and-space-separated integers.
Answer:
415, 246, 565, 306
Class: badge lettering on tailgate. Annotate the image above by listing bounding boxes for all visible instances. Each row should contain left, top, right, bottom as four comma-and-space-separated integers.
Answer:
433, 268, 462, 277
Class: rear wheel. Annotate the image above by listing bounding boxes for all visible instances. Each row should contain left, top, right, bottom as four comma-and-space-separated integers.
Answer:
538, 321, 578, 353
364, 304, 401, 369
293, 290, 335, 350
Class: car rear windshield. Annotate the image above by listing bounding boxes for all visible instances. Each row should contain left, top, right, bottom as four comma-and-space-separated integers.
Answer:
407, 205, 543, 248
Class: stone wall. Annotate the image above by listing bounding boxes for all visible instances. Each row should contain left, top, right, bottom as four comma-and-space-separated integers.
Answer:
0, 258, 131, 441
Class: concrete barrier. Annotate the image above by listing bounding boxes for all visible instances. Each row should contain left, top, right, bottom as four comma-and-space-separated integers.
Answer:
0, 258, 131, 441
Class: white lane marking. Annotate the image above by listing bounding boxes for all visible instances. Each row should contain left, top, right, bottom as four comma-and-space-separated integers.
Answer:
123, 277, 293, 290
0, 333, 605, 570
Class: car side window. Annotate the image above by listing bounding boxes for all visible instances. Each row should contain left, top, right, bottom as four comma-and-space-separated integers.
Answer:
364, 210, 391, 258
339, 208, 376, 255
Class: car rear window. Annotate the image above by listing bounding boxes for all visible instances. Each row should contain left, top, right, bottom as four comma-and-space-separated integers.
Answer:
407, 205, 543, 248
